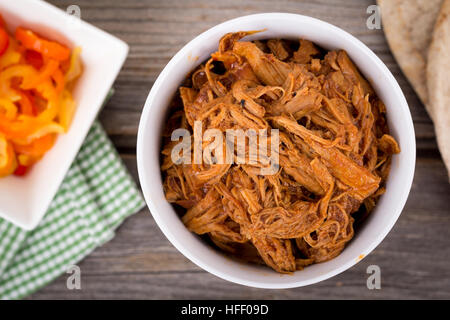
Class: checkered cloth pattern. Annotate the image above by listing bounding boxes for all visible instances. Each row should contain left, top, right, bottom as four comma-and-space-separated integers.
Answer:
0, 121, 145, 299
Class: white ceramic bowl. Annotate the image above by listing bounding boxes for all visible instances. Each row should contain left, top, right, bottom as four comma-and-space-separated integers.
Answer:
137, 13, 415, 288
0, 0, 128, 230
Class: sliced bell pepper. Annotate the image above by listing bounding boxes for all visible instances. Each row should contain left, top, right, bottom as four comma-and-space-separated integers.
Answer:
0, 37, 21, 70
22, 58, 59, 89
17, 91, 36, 116
0, 18, 81, 178
0, 135, 17, 177
64, 47, 82, 83
26, 122, 64, 142
25, 50, 44, 70
18, 154, 33, 166
0, 64, 38, 101
58, 90, 76, 131
0, 114, 63, 143
0, 14, 6, 29
34, 80, 59, 121
14, 133, 56, 157
0, 27, 9, 56
13, 164, 28, 176
15, 27, 70, 61
51, 67, 65, 93
0, 97, 17, 119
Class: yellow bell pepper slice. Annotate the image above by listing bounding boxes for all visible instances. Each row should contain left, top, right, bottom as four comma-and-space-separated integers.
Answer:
0, 64, 38, 101
58, 90, 76, 132
0, 37, 21, 70
65, 47, 82, 83
0, 97, 17, 119
0, 135, 17, 177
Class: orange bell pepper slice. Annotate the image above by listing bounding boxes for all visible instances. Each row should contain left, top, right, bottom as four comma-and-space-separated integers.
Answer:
0, 114, 39, 140
0, 114, 64, 143
17, 91, 36, 116
21, 59, 59, 89
15, 28, 70, 61
14, 133, 56, 157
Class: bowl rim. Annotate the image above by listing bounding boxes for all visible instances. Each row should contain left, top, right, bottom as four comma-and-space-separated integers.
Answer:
137, 12, 416, 289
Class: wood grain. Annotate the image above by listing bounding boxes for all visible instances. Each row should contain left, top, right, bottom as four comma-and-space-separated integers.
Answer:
27, 0, 450, 299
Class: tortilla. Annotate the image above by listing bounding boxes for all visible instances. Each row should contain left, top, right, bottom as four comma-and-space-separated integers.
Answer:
378, 0, 443, 119
427, 0, 450, 180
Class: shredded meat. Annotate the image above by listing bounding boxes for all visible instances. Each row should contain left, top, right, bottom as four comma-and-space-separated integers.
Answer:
161, 31, 400, 274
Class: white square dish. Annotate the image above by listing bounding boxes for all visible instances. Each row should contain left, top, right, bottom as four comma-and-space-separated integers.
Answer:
0, 0, 129, 230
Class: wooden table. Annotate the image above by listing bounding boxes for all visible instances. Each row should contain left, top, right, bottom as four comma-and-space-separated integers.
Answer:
29, 0, 450, 299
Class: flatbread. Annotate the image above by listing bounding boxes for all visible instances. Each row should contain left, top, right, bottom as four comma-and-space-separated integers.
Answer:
378, 0, 443, 119
427, 0, 450, 180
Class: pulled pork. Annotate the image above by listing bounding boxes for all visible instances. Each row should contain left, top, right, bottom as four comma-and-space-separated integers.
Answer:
161, 31, 400, 274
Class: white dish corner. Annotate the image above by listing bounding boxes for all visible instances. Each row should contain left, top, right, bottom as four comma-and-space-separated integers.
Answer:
0, 0, 129, 230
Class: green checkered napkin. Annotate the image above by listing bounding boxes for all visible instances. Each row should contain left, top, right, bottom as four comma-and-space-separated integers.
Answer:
0, 121, 145, 300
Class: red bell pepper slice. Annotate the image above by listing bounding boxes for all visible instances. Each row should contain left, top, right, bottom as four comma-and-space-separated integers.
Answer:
13, 164, 28, 176
15, 27, 70, 61
0, 27, 9, 56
